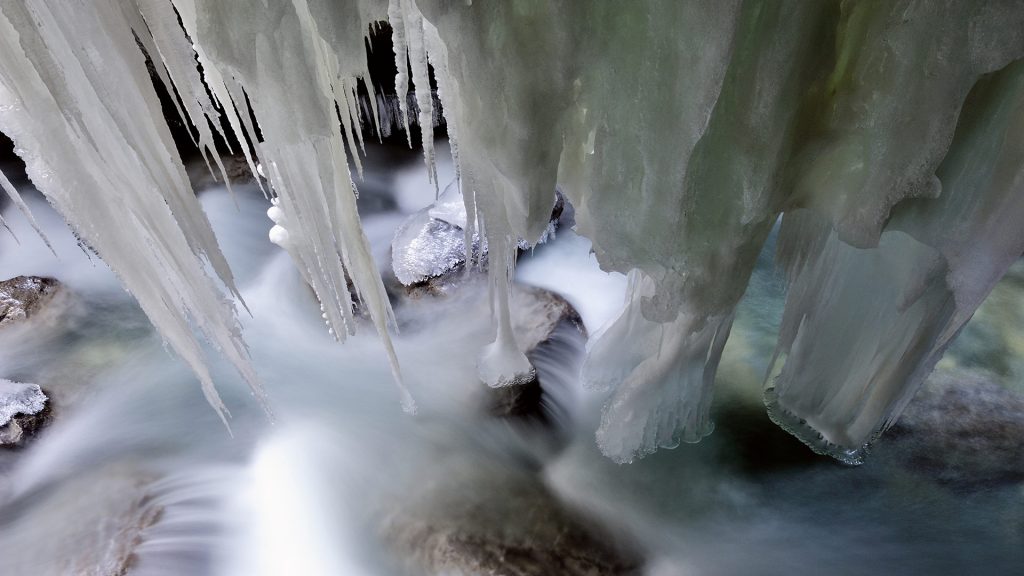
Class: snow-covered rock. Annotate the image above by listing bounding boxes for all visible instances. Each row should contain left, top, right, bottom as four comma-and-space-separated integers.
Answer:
0, 276, 61, 328
391, 185, 564, 288
0, 380, 48, 447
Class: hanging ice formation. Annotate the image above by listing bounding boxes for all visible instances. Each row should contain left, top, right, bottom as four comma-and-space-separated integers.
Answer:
0, 0, 1022, 463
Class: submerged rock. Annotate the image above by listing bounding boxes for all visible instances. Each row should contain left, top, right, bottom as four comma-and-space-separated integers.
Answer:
0, 276, 62, 327
0, 380, 49, 447
0, 464, 161, 576
381, 460, 640, 576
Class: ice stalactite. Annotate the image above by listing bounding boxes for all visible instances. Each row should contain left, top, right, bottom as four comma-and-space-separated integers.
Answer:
0, 0, 264, 426
568, 0, 835, 461
766, 59, 1024, 464
389, 0, 438, 193
131, 0, 234, 196
0, 167, 53, 254
784, 0, 1024, 249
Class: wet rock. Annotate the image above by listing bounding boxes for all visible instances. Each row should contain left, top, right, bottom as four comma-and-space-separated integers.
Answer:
186, 154, 258, 192
0, 276, 62, 327
0, 464, 161, 575
0, 380, 49, 448
381, 463, 641, 576
488, 286, 584, 420
391, 184, 564, 291
886, 370, 1024, 488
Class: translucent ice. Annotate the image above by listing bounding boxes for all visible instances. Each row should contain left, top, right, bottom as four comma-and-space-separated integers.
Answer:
766, 60, 1024, 464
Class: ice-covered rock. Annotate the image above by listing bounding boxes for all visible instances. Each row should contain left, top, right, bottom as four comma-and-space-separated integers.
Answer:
0, 276, 61, 328
391, 183, 563, 288
0, 380, 48, 447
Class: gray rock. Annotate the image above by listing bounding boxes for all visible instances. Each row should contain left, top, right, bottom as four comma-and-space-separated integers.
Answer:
0, 276, 62, 327
886, 370, 1024, 488
0, 465, 161, 575
381, 462, 640, 576
186, 154, 258, 192
487, 286, 585, 420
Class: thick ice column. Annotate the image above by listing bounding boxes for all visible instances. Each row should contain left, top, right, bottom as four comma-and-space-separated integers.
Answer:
0, 0, 263, 422
786, 0, 1024, 248
569, 1, 833, 462
583, 272, 734, 463
767, 60, 1024, 464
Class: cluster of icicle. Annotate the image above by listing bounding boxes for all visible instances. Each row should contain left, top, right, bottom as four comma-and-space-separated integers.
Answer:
0, 0, 1023, 464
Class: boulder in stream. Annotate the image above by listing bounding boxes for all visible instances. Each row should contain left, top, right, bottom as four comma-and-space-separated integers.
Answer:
0, 380, 49, 447
391, 184, 564, 291
886, 370, 1024, 488
0, 276, 62, 327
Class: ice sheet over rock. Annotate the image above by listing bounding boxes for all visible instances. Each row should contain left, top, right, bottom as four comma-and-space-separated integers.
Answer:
391, 181, 560, 287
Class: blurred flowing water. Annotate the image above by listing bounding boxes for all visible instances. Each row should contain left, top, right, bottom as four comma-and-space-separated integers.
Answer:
0, 141, 1020, 576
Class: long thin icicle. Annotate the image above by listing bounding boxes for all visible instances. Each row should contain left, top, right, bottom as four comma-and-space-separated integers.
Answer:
0, 167, 54, 255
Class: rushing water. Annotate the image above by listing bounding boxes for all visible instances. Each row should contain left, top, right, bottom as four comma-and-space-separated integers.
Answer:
0, 141, 1021, 576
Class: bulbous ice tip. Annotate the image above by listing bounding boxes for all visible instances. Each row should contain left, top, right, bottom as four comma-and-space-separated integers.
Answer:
399, 388, 418, 415
266, 205, 285, 224
269, 224, 290, 247
477, 339, 536, 388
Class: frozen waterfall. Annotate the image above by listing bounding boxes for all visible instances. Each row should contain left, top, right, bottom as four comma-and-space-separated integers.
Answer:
0, 0, 1022, 464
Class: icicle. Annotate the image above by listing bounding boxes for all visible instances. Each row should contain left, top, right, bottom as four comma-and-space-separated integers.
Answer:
0, 212, 13, 242
399, 0, 438, 193
133, 0, 236, 193
387, 0, 413, 148
168, 0, 265, 196
476, 232, 534, 388
0, 167, 54, 255
334, 77, 364, 179
422, 20, 461, 184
